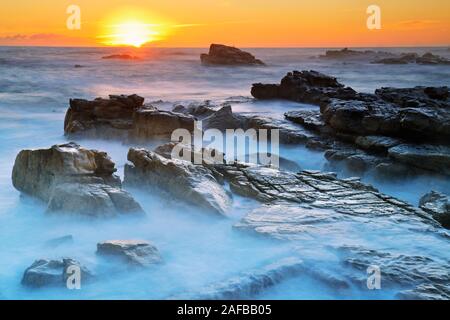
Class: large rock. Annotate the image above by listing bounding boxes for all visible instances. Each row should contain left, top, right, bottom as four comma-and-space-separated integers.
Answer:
96, 240, 162, 267
419, 191, 450, 228
388, 144, 450, 175
22, 258, 93, 288
320, 48, 397, 61
124, 148, 232, 216
12, 142, 144, 216
251, 70, 359, 105
200, 44, 264, 66
64, 94, 195, 139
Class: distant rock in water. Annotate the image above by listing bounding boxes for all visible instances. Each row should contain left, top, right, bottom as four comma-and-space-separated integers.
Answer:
22, 258, 93, 288
101, 54, 139, 60
74, 64, 84, 68
319, 47, 396, 61
97, 240, 162, 267
200, 44, 265, 66
373, 52, 450, 65
12, 142, 144, 217
64, 94, 195, 140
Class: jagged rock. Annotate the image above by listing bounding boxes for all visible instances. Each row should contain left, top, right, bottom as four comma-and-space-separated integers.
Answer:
202, 105, 246, 130
419, 191, 450, 228
320, 48, 397, 61
97, 240, 162, 267
171, 257, 304, 299
336, 246, 450, 300
388, 144, 450, 175
12, 142, 144, 217
21, 258, 93, 288
252, 70, 359, 105
124, 148, 232, 216
354, 136, 402, 153
200, 44, 264, 66
132, 109, 195, 139
172, 101, 217, 118
64, 94, 195, 139
376, 86, 449, 108
284, 110, 328, 133
416, 52, 450, 65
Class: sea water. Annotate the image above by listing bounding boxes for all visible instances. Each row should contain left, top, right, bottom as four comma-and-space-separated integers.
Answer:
0, 47, 449, 299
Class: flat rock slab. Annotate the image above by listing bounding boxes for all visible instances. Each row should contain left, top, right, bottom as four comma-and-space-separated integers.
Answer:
200, 44, 264, 66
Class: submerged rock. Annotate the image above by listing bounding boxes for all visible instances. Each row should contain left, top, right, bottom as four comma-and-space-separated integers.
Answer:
97, 240, 162, 267
419, 191, 450, 229
171, 257, 304, 299
44, 235, 74, 248
124, 148, 232, 216
22, 258, 93, 288
319, 48, 397, 61
64, 94, 195, 139
12, 142, 144, 217
200, 44, 264, 66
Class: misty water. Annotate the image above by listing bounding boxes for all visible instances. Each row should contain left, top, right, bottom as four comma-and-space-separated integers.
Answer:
0, 47, 449, 299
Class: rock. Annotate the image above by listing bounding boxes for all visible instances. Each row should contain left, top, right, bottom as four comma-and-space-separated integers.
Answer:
12, 142, 144, 217
419, 191, 450, 228
320, 48, 397, 61
21, 258, 93, 288
44, 235, 74, 248
416, 52, 450, 65
124, 148, 232, 216
97, 240, 162, 267
284, 110, 328, 133
376, 86, 449, 108
172, 101, 217, 118
171, 257, 304, 299
200, 44, 264, 66
101, 54, 139, 60
336, 245, 450, 300
388, 144, 450, 175
64, 94, 195, 139
354, 135, 402, 153
202, 105, 246, 130
132, 109, 195, 139
251, 70, 359, 105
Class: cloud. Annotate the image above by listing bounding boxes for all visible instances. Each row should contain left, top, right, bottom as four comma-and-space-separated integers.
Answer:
0, 33, 95, 46
393, 20, 442, 30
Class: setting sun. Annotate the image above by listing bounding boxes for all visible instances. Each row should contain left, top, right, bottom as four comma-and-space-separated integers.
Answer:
99, 21, 160, 47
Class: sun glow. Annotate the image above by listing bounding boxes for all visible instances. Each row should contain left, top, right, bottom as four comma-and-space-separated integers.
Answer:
101, 21, 160, 47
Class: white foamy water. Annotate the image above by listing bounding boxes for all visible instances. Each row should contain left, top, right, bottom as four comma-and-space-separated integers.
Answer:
0, 47, 449, 299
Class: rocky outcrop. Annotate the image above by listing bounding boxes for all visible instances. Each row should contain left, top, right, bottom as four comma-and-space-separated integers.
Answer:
319, 48, 397, 61
22, 258, 93, 288
200, 44, 264, 66
419, 191, 450, 228
124, 148, 232, 216
64, 94, 195, 139
171, 257, 304, 299
251, 70, 359, 105
97, 240, 162, 267
12, 142, 144, 217
336, 246, 450, 300
373, 52, 450, 65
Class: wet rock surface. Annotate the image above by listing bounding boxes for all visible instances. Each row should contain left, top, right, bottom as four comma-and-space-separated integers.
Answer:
22, 258, 93, 288
419, 191, 450, 228
373, 52, 450, 65
171, 257, 304, 299
64, 94, 195, 139
336, 246, 450, 300
124, 147, 232, 216
97, 240, 162, 267
200, 44, 264, 66
12, 142, 144, 217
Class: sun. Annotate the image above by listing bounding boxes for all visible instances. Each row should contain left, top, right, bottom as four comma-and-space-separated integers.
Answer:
101, 21, 159, 47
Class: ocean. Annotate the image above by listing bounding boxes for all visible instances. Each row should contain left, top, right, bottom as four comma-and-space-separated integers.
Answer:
0, 46, 449, 299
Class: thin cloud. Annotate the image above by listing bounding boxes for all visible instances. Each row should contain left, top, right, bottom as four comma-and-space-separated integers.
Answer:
393, 20, 442, 30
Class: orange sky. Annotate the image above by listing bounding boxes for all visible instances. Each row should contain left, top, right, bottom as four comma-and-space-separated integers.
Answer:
0, 0, 449, 47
